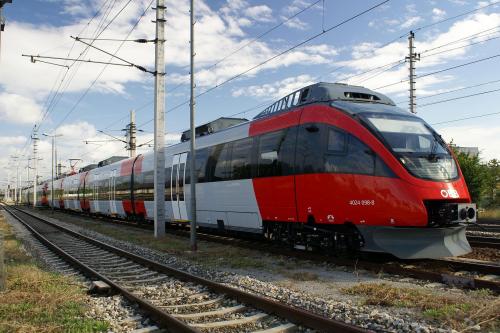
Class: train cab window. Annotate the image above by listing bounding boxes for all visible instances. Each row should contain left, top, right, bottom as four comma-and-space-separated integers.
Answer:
231, 137, 253, 180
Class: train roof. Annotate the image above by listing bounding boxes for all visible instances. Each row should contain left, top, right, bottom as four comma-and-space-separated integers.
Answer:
253, 82, 395, 120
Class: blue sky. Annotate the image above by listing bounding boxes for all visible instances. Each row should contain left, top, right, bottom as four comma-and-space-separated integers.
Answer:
0, 0, 499, 181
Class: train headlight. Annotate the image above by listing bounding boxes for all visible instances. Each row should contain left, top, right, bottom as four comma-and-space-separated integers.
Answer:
467, 207, 475, 219
459, 208, 467, 220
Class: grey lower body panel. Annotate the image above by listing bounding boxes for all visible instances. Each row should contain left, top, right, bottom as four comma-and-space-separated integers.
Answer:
356, 224, 471, 259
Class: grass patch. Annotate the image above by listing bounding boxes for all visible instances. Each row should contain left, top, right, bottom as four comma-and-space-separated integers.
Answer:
0, 212, 109, 332
342, 283, 500, 331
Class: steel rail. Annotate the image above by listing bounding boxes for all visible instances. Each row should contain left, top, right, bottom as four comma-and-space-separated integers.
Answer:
15, 205, 500, 292
3, 204, 370, 333
1, 204, 199, 333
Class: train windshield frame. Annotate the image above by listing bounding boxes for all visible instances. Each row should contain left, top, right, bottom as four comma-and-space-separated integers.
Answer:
361, 112, 458, 182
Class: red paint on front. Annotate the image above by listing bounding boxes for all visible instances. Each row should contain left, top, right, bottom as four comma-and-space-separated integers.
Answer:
250, 104, 471, 227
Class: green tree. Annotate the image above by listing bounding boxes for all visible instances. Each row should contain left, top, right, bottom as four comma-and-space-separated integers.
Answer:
451, 148, 488, 204
483, 159, 499, 207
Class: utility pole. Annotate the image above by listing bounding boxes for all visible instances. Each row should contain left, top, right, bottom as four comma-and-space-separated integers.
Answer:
406, 31, 420, 114
153, 0, 166, 238
43, 132, 62, 210
189, 0, 197, 251
32, 128, 39, 207
126, 110, 137, 158
10, 155, 18, 204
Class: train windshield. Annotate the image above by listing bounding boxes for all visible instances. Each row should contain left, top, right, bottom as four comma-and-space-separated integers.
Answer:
364, 114, 458, 181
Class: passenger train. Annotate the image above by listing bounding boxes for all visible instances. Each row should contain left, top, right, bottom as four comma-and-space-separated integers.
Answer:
22, 83, 476, 259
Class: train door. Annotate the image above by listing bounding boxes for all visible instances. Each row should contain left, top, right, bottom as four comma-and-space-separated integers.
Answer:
171, 152, 188, 221
110, 169, 117, 214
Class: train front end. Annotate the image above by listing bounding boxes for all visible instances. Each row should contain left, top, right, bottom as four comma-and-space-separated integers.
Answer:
330, 97, 475, 259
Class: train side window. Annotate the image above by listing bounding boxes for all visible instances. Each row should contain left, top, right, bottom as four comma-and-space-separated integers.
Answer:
327, 128, 347, 153
291, 92, 300, 106
231, 137, 253, 180
196, 147, 209, 183
213, 143, 232, 181
325, 134, 375, 175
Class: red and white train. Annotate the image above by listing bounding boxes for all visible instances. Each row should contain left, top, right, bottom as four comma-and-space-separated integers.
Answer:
24, 83, 476, 259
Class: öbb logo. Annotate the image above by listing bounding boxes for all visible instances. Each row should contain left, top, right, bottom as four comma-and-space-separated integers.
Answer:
440, 189, 459, 198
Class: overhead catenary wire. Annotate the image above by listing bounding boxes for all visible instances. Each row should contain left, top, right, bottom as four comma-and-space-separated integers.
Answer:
373, 53, 500, 90
419, 87, 500, 107
431, 112, 500, 125
138, 0, 389, 128
54, 0, 155, 131
394, 78, 500, 104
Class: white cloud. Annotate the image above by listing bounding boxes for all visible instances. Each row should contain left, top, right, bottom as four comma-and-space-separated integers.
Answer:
336, 11, 500, 96
0, 93, 43, 124
438, 125, 500, 161
284, 17, 309, 30
401, 16, 423, 28
0, 136, 27, 146
432, 8, 447, 21
232, 74, 316, 99
244, 5, 273, 23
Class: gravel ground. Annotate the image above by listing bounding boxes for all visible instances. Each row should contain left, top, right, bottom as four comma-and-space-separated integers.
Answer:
17, 208, 495, 333
1, 210, 159, 333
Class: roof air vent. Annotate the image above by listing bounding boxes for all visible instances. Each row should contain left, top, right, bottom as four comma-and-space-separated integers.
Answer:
344, 92, 381, 101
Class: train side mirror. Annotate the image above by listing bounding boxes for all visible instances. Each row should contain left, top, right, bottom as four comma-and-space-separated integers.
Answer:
306, 125, 319, 133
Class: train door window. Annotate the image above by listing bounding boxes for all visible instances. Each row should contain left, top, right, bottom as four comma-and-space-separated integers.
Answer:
296, 123, 324, 174
164, 166, 172, 201
179, 162, 185, 201
231, 137, 253, 180
257, 128, 296, 177
213, 143, 232, 181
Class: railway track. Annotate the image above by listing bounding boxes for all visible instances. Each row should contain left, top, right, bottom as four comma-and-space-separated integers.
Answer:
12, 205, 500, 293
467, 236, 500, 249
1, 203, 369, 333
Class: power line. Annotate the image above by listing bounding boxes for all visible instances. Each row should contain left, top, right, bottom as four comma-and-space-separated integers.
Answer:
395, 78, 500, 104
431, 112, 500, 125
205, 0, 322, 72
54, 0, 154, 131
138, 0, 389, 128
419, 87, 500, 107
374, 53, 500, 90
